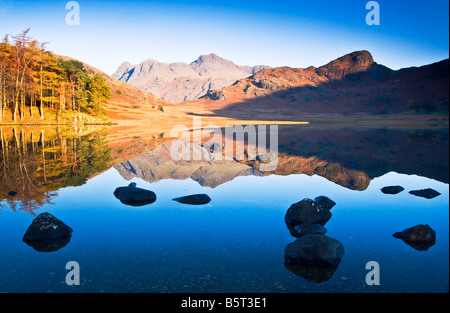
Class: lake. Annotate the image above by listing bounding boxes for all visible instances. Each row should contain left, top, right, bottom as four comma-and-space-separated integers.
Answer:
0, 124, 448, 293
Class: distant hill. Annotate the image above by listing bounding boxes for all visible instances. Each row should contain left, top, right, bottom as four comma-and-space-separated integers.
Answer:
56, 54, 171, 123
180, 50, 449, 119
112, 53, 271, 103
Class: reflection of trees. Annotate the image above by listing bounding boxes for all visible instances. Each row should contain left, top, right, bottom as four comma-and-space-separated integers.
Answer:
0, 127, 112, 214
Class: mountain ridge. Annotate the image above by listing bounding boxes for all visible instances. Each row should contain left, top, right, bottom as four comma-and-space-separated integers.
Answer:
179, 50, 449, 119
112, 53, 271, 103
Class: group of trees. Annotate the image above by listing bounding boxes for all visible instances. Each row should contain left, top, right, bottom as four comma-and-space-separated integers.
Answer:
0, 28, 110, 122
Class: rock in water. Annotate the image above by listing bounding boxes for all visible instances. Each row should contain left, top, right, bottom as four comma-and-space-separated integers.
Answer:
409, 188, 441, 199
172, 194, 211, 205
381, 185, 404, 195
393, 224, 436, 251
285, 199, 331, 237
114, 182, 157, 206
22, 213, 73, 243
284, 234, 345, 267
313, 196, 336, 210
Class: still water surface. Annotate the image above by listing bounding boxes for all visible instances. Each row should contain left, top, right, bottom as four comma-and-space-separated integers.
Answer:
0, 125, 448, 292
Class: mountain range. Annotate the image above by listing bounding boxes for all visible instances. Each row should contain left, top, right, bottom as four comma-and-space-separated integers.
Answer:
109, 50, 448, 122
112, 53, 270, 103
177, 50, 449, 120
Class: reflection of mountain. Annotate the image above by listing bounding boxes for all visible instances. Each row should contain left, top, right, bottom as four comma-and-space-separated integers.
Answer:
273, 126, 449, 185
114, 126, 449, 190
2, 124, 448, 214
115, 142, 261, 188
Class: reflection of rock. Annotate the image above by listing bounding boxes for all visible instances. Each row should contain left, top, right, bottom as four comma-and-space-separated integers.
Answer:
284, 263, 339, 283
173, 194, 211, 205
284, 234, 345, 267
285, 199, 331, 237
409, 188, 441, 199
294, 223, 327, 237
22, 213, 73, 252
381, 185, 404, 194
393, 224, 436, 251
113, 182, 157, 206
24, 237, 71, 252
313, 196, 336, 210
6, 191, 18, 196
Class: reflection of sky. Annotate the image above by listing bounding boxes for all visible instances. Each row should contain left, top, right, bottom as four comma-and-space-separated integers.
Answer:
0, 168, 448, 292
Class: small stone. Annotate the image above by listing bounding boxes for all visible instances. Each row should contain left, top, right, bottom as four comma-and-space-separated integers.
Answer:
381, 185, 404, 195
409, 188, 441, 199
172, 194, 211, 205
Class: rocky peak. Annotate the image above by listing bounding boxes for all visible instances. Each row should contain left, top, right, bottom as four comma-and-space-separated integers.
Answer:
316, 50, 375, 80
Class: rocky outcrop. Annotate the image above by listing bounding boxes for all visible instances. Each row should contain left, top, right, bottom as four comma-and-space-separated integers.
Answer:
283, 197, 344, 283
22, 213, 73, 252
409, 188, 441, 199
313, 196, 336, 210
393, 224, 436, 251
284, 198, 332, 237
113, 182, 157, 206
207, 90, 226, 101
172, 194, 211, 205
381, 185, 404, 194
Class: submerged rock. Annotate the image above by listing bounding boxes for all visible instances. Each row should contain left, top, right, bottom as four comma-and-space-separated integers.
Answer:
284, 263, 339, 283
285, 199, 331, 237
381, 185, 404, 195
393, 224, 436, 251
409, 188, 441, 199
284, 234, 345, 267
172, 194, 211, 205
22, 213, 73, 245
313, 196, 336, 210
114, 182, 157, 206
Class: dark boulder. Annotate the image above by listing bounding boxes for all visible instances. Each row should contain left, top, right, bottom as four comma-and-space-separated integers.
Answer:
381, 185, 404, 195
22, 213, 73, 250
409, 188, 441, 199
173, 194, 211, 205
313, 196, 336, 210
393, 224, 436, 251
114, 182, 157, 206
285, 199, 331, 237
284, 234, 345, 267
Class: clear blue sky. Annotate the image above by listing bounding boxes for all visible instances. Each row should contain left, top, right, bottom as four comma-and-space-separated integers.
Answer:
0, 0, 448, 75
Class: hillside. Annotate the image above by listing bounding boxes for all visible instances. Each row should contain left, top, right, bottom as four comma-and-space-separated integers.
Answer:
176, 51, 449, 121
55, 54, 173, 123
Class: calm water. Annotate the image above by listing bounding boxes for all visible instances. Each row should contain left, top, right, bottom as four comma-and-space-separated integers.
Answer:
0, 125, 448, 293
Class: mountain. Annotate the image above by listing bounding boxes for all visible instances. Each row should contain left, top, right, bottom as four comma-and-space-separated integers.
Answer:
112, 53, 271, 103
178, 50, 449, 120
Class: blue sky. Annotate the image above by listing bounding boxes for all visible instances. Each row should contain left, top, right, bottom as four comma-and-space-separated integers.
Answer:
0, 0, 448, 75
